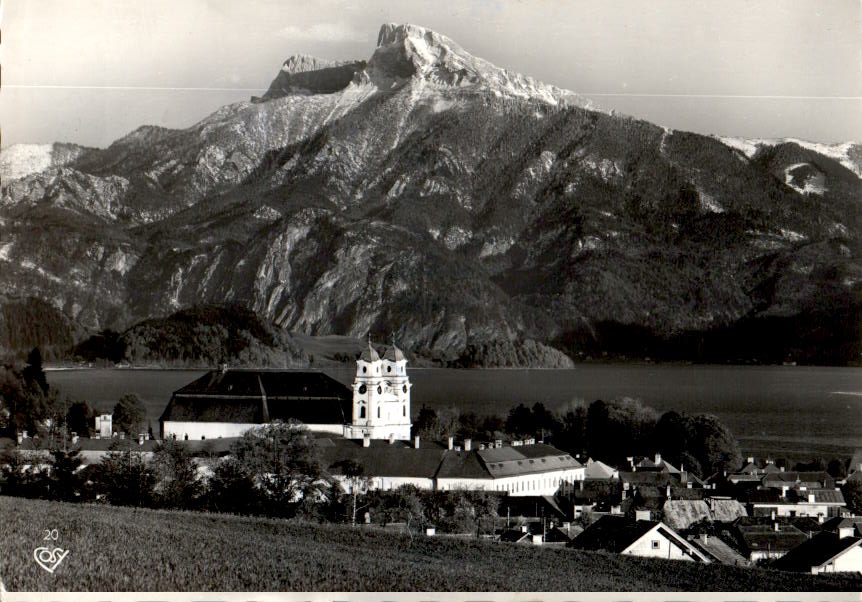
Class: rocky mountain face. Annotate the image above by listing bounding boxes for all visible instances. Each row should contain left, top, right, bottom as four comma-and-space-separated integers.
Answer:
1, 23, 860, 365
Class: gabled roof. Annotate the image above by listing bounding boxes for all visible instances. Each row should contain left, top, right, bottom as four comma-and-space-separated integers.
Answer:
747, 487, 845, 506
321, 438, 446, 479
570, 515, 659, 553
585, 459, 618, 480
160, 370, 352, 426
739, 462, 760, 475
688, 535, 749, 566
734, 523, 809, 554
436, 450, 492, 480
619, 471, 676, 487
772, 532, 862, 572
477, 444, 581, 478
822, 516, 862, 535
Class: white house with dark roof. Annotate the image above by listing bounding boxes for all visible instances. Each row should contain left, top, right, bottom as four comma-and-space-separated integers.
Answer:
773, 531, 862, 574
570, 515, 711, 562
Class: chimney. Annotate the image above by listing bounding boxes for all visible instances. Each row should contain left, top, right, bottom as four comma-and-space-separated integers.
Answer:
747, 456, 755, 464
774, 522, 780, 532
448, 436, 454, 450
16, 433, 22, 445
388, 433, 395, 445
464, 438, 472, 451
363, 434, 371, 448
666, 484, 671, 499
781, 485, 789, 497
818, 515, 824, 525
414, 435, 420, 449
495, 439, 502, 448
808, 493, 816, 504
138, 434, 144, 445
771, 510, 776, 520
479, 443, 486, 450
71, 434, 79, 444
700, 533, 708, 544
655, 453, 661, 465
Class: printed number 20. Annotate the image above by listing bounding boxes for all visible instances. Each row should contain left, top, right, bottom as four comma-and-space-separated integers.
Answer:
43, 529, 58, 541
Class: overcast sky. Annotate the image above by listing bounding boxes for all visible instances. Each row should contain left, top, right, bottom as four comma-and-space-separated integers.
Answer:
2, 0, 860, 148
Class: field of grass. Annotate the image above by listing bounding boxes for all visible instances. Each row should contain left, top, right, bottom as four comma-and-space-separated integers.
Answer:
2, 496, 862, 592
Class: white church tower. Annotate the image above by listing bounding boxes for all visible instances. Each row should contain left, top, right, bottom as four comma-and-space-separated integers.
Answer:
344, 337, 412, 441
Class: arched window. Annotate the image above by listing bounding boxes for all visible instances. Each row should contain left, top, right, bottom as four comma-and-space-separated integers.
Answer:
360, 407, 366, 418
387, 365, 392, 373
377, 407, 381, 418
362, 366, 367, 373
403, 406, 406, 417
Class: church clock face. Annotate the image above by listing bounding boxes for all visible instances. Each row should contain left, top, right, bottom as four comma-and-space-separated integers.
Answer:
358, 384, 366, 395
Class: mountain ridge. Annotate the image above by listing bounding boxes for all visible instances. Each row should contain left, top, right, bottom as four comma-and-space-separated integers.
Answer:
1, 22, 860, 365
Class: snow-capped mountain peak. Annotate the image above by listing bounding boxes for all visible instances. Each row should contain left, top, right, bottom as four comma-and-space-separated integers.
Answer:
359, 23, 593, 109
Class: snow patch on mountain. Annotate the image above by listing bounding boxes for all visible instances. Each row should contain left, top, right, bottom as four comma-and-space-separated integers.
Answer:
784, 163, 827, 195
718, 136, 862, 178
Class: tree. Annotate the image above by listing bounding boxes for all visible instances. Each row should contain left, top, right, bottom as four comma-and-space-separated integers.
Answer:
205, 456, 260, 515
66, 401, 93, 438
230, 420, 328, 516
152, 439, 202, 509
112, 393, 146, 436
687, 414, 742, 477
93, 448, 155, 507
332, 458, 370, 526
828, 458, 848, 479
505, 403, 534, 438
22, 347, 48, 394
47, 448, 86, 502
842, 479, 862, 515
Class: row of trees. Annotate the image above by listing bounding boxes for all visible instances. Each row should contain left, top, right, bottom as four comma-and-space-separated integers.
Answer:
414, 397, 743, 478
0, 421, 503, 533
1, 347, 150, 441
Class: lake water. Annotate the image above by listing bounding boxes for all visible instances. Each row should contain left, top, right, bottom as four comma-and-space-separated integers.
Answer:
47, 364, 862, 459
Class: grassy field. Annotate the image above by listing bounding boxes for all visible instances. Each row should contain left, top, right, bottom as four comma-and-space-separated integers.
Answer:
2, 497, 862, 592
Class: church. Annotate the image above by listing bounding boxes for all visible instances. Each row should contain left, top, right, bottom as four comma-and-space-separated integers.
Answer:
159, 339, 412, 442
159, 339, 586, 496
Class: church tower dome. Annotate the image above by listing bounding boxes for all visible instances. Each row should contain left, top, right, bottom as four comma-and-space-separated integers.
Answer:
344, 335, 411, 441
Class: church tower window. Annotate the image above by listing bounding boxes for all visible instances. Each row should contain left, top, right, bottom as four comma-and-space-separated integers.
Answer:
360, 407, 366, 418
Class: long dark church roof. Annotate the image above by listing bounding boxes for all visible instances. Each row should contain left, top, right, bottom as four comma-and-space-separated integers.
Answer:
159, 369, 352, 426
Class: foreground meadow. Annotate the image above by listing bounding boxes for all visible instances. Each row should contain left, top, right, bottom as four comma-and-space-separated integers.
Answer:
2, 496, 861, 592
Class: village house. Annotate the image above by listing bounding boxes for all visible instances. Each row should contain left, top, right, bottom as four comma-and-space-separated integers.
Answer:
773, 531, 862, 574
746, 487, 846, 519
729, 518, 811, 562
569, 515, 711, 562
